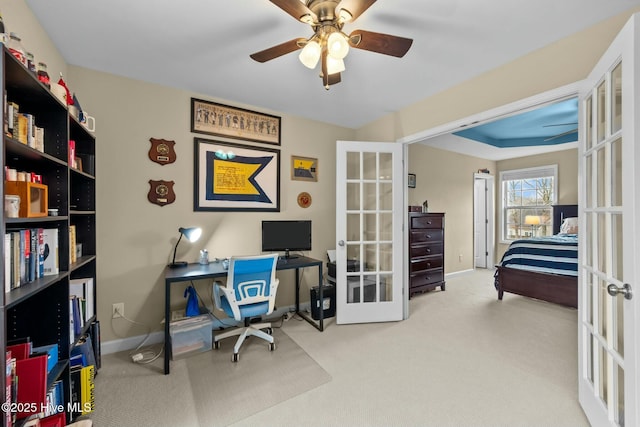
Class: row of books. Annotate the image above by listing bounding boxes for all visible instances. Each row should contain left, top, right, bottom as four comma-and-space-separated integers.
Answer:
4, 323, 100, 427
5, 101, 45, 152
4, 228, 59, 292
69, 278, 95, 342
70, 329, 99, 419
5, 339, 63, 426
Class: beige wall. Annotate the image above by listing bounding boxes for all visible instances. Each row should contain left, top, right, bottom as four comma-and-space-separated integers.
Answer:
407, 145, 495, 272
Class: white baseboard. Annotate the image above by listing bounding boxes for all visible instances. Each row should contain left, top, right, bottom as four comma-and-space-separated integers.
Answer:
101, 303, 309, 355
445, 269, 475, 279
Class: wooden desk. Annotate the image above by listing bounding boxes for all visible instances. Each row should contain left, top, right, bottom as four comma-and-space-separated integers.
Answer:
163, 256, 324, 374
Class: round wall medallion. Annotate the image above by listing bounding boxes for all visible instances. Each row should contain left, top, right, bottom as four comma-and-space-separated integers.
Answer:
297, 192, 312, 208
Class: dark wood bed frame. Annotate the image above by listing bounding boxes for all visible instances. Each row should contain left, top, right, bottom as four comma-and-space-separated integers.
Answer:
495, 204, 578, 308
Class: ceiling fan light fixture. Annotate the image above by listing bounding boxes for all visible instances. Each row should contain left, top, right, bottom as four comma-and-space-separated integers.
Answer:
337, 8, 353, 23
326, 55, 345, 75
299, 40, 321, 69
327, 31, 349, 59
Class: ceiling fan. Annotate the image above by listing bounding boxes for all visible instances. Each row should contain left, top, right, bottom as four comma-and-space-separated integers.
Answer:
250, 0, 413, 89
543, 122, 578, 142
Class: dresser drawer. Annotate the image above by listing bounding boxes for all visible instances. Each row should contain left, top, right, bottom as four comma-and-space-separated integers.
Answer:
410, 229, 443, 244
410, 242, 443, 258
410, 255, 443, 273
410, 215, 443, 230
410, 269, 444, 287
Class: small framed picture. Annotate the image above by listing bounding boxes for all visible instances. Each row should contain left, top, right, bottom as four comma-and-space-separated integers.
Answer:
408, 173, 416, 188
291, 155, 318, 182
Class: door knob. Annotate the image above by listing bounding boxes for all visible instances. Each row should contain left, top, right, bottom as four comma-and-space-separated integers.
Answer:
338, 240, 345, 246
607, 283, 633, 300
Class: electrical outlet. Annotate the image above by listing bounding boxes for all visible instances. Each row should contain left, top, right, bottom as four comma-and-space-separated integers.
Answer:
112, 303, 124, 319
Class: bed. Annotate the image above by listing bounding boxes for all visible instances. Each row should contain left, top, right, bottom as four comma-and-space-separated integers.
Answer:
494, 204, 578, 308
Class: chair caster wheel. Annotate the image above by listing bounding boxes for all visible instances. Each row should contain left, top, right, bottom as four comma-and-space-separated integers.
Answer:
269, 343, 276, 351
232, 353, 239, 362
214, 341, 220, 350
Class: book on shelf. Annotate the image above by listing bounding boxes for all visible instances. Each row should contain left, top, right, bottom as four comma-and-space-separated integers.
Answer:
4, 233, 10, 293
80, 364, 95, 415
70, 277, 95, 323
4, 228, 49, 291
69, 365, 82, 419
5, 350, 14, 427
69, 224, 77, 263
90, 320, 101, 370
15, 354, 47, 419
42, 228, 59, 276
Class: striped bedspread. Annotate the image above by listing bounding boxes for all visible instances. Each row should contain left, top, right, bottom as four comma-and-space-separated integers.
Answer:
499, 234, 578, 276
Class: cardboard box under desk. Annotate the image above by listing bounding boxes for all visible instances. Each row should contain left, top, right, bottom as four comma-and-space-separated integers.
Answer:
5, 181, 48, 217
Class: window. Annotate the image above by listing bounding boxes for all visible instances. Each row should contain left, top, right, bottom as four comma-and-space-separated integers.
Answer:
500, 165, 557, 241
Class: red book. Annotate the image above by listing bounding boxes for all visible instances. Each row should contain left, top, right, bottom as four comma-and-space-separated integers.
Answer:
15, 355, 47, 419
6, 343, 30, 360
68, 139, 76, 167
40, 412, 66, 427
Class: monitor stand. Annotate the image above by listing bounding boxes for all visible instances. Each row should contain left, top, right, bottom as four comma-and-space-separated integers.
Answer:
283, 250, 298, 260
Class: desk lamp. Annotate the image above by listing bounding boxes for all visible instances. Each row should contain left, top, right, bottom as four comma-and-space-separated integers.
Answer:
169, 227, 202, 268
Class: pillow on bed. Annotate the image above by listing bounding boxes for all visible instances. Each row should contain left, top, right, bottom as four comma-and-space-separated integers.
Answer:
560, 217, 579, 234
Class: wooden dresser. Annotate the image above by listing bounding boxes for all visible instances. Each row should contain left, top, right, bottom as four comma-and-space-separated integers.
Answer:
409, 212, 445, 298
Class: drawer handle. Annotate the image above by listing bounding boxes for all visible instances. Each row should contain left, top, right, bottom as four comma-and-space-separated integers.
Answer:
427, 221, 432, 224
426, 249, 431, 254
426, 263, 431, 268
426, 234, 431, 239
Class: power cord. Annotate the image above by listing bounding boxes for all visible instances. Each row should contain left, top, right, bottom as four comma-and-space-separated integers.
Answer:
111, 306, 163, 364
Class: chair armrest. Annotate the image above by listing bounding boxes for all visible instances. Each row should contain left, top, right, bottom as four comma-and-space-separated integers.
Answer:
213, 281, 242, 320
267, 278, 280, 314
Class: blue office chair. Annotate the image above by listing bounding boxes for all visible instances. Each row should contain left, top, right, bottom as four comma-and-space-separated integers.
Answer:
212, 253, 279, 362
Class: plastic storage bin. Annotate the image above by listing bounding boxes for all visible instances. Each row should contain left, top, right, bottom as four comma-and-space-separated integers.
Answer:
169, 314, 213, 360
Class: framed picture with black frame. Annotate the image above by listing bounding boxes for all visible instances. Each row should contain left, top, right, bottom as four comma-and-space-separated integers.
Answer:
408, 173, 416, 188
194, 137, 280, 212
191, 98, 281, 146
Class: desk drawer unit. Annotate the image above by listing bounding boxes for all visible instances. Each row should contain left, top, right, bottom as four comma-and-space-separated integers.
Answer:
408, 212, 445, 297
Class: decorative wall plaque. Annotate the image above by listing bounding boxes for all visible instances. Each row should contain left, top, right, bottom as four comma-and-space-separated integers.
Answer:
149, 138, 177, 165
148, 180, 176, 206
297, 192, 312, 208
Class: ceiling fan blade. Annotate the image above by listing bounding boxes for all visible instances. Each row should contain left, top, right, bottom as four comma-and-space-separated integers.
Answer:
348, 29, 413, 57
542, 122, 578, 127
250, 38, 306, 63
544, 128, 578, 142
338, 0, 377, 21
269, 0, 316, 22
326, 72, 341, 86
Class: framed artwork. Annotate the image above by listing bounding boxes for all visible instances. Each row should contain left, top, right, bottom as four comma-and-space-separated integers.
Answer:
408, 173, 416, 188
291, 155, 318, 182
191, 98, 281, 146
194, 137, 280, 212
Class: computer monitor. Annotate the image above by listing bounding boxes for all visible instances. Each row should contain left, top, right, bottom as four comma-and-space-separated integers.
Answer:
261, 220, 311, 259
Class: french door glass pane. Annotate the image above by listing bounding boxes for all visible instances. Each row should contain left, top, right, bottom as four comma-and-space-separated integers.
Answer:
347, 213, 360, 241
347, 182, 360, 210
379, 243, 392, 271
598, 277, 609, 339
596, 148, 606, 207
612, 62, 622, 134
379, 212, 392, 241
379, 152, 392, 179
586, 212, 593, 265
612, 138, 622, 206
363, 182, 377, 210
380, 274, 392, 302
347, 152, 360, 180
597, 213, 607, 273
363, 244, 377, 271
363, 213, 376, 241
616, 362, 625, 426
363, 152, 376, 180
586, 154, 593, 208
597, 80, 607, 142
379, 182, 392, 210
599, 344, 609, 405
587, 273, 594, 326
613, 213, 623, 281
586, 96, 593, 149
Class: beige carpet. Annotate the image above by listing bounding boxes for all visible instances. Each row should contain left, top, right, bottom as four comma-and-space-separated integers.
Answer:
88, 328, 331, 427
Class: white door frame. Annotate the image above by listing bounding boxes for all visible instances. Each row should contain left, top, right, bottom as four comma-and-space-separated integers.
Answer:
474, 173, 495, 269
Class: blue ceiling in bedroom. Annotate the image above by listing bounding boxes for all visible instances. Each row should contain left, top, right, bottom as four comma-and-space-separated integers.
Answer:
453, 98, 578, 148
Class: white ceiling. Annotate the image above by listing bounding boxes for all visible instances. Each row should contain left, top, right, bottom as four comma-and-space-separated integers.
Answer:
24, 1, 640, 139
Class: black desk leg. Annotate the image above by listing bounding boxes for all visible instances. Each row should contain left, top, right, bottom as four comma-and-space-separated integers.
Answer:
164, 280, 170, 374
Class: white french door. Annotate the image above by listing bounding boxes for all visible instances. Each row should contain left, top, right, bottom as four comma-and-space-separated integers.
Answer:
578, 13, 639, 427
335, 141, 404, 324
